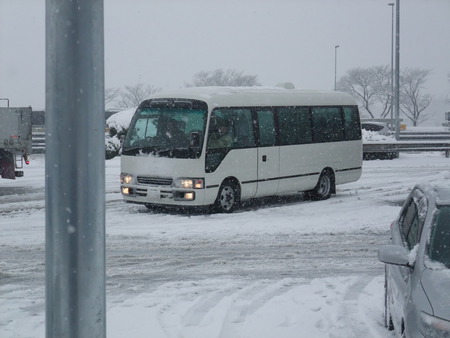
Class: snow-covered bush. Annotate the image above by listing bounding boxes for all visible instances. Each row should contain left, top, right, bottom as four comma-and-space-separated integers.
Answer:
362, 129, 398, 160
105, 107, 136, 159
361, 129, 396, 143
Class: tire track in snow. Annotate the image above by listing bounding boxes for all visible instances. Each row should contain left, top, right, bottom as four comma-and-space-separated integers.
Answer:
181, 287, 237, 327
328, 273, 381, 338
0, 196, 123, 215
218, 280, 297, 338
339, 163, 450, 205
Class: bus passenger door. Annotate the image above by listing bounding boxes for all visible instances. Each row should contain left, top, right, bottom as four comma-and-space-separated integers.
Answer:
255, 109, 279, 197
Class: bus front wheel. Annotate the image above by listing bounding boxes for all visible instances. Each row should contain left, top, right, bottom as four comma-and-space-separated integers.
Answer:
305, 171, 334, 201
214, 181, 240, 213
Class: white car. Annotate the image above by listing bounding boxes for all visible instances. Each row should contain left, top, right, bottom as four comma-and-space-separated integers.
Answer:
362, 121, 398, 160
378, 184, 450, 337
361, 121, 392, 136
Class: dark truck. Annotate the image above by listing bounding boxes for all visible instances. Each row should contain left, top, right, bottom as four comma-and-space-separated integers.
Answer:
0, 107, 32, 179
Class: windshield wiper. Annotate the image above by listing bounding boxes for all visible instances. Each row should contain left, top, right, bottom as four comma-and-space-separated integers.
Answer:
156, 147, 189, 155
122, 146, 156, 155
123, 145, 195, 158
155, 147, 174, 155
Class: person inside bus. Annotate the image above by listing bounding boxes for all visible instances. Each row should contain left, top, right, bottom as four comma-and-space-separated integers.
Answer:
164, 118, 187, 147
208, 117, 233, 149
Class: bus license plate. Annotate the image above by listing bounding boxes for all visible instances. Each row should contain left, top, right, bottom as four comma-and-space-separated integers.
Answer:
147, 188, 159, 200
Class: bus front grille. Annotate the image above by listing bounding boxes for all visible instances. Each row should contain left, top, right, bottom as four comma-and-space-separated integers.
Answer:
137, 176, 173, 186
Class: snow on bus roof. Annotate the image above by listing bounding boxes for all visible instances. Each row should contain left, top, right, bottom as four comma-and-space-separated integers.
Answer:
147, 86, 356, 108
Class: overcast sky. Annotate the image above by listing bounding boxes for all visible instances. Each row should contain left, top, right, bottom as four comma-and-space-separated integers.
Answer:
1, 0, 449, 111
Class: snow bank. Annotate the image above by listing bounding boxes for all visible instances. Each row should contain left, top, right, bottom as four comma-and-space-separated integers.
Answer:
106, 107, 136, 133
105, 107, 136, 158
362, 129, 396, 143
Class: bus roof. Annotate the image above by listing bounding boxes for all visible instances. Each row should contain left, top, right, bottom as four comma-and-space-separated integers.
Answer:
147, 87, 357, 109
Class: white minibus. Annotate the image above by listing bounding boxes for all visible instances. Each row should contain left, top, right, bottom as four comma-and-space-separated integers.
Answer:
120, 87, 362, 212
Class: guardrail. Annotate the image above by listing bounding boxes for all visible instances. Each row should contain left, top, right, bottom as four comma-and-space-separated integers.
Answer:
32, 128, 450, 158
398, 131, 450, 141
363, 141, 450, 158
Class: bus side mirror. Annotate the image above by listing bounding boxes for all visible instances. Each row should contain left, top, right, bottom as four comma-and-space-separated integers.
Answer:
190, 131, 201, 148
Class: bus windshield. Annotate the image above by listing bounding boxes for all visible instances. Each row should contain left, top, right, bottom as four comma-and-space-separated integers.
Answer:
122, 99, 207, 158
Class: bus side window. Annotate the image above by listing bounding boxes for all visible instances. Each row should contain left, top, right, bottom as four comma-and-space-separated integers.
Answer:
233, 109, 255, 148
278, 107, 312, 145
311, 107, 344, 143
208, 110, 234, 149
343, 106, 362, 140
256, 109, 276, 147
208, 108, 255, 149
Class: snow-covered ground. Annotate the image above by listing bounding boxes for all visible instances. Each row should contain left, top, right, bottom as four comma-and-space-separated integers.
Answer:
1, 152, 450, 337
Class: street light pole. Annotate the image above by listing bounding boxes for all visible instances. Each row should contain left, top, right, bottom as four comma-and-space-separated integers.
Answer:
334, 45, 339, 91
46, 0, 106, 336
388, 3, 395, 127
395, 0, 400, 140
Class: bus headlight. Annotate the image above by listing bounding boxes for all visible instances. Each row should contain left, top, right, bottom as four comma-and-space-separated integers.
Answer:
177, 178, 204, 189
121, 187, 132, 195
120, 173, 134, 185
173, 191, 196, 201
184, 192, 195, 200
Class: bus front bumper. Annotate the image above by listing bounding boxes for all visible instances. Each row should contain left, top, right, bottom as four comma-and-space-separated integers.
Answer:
121, 185, 214, 207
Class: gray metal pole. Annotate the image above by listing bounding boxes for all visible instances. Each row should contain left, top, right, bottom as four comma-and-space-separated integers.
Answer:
395, 0, 400, 140
388, 3, 394, 126
45, 0, 106, 337
334, 45, 339, 91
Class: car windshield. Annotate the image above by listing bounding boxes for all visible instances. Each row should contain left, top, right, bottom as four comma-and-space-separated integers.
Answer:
362, 123, 384, 132
122, 99, 207, 158
428, 206, 450, 268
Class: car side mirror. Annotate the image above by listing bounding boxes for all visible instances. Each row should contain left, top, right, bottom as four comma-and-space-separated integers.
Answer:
378, 245, 412, 267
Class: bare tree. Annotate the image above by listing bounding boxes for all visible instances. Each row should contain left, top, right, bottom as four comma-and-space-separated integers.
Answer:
371, 65, 391, 118
336, 67, 378, 118
105, 87, 120, 108
186, 68, 261, 87
116, 83, 160, 108
399, 68, 432, 126
338, 65, 432, 125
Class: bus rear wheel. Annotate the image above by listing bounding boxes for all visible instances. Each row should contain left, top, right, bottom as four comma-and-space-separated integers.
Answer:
214, 181, 240, 213
305, 170, 334, 201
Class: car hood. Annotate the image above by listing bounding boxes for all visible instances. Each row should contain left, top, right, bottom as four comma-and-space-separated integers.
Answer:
421, 267, 450, 319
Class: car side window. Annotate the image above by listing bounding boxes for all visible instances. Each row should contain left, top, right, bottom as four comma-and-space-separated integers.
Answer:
399, 199, 420, 250
398, 199, 412, 236
406, 205, 420, 250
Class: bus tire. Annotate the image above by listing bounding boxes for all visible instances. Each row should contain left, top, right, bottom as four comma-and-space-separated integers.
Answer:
214, 180, 240, 213
305, 170, 334, 201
